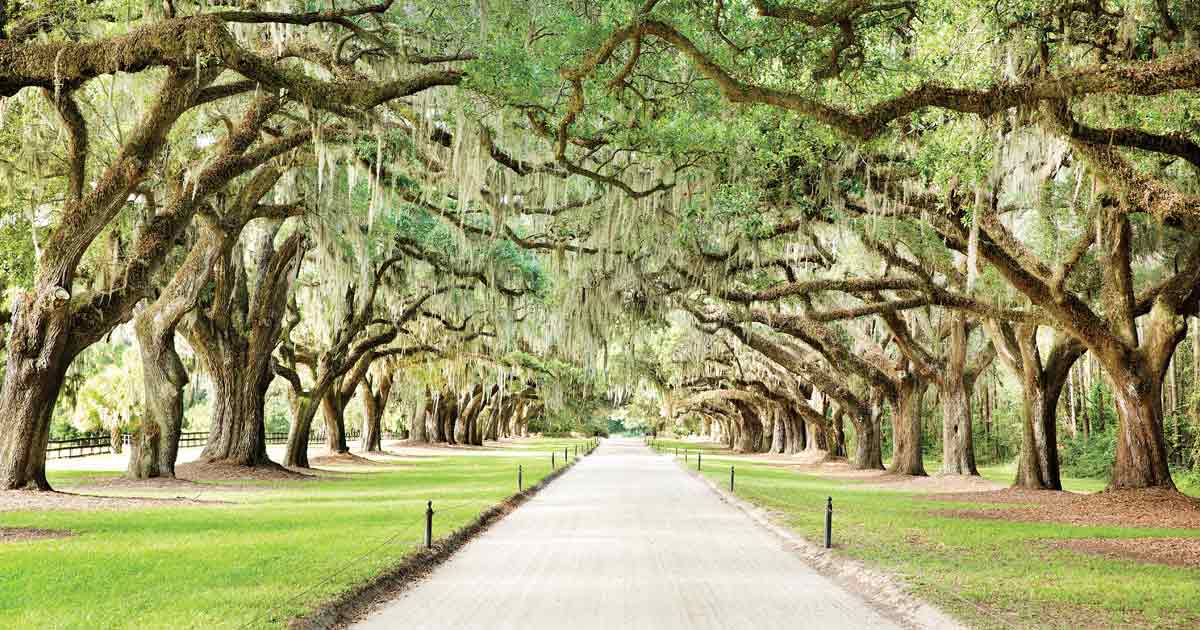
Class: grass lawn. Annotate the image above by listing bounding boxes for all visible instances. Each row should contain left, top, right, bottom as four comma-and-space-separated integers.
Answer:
648, 439, 1200, 629
0, 438, 590, 629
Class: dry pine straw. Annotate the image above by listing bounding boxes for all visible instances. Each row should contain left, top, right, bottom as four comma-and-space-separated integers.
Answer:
928, 487, 1200, 529
0, 489, 221, 512
929, 487, 1200, 567
0, 463, 331, 513
1048, 537, 1200, 569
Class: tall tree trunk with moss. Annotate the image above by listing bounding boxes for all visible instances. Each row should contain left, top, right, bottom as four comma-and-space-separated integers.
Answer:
359, 369, 392, 453
889, 371, 927, 476
130, 230, 220, 479
185, 226, 304, 468
852, 393, 886, 470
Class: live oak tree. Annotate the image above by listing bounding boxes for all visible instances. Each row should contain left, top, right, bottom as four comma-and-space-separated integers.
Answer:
0, 0, 465, 488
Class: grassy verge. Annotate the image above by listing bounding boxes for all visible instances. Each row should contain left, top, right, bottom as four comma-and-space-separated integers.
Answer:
649, 442, 1200, 629
0, 438, 590, 629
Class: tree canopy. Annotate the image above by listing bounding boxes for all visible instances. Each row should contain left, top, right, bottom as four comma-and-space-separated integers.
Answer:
1, 0, 1199, 493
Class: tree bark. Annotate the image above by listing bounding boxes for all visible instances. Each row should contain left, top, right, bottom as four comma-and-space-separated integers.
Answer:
1105, 301, 1183, 489
320, 392, 350, 454
359, 369, 392, 453
830, 407, 846, 458
129, 318, 188, 479
128, 220, 229, 479
851, 394, 886, 470
408, 389, 431, 443
939, 376, 977, 475
186, 228, 303, 468
283, 390, 320, 468
770, 409, 786, 453
889, 373, 927, 476
0, 346, 69, 489
730, 401, 763, 453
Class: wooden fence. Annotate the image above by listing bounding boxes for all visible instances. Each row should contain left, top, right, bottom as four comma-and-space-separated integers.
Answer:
47, 427, 393, 460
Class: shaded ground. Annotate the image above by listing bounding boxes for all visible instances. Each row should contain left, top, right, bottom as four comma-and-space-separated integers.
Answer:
0, 527, 73, 543
0, 489, 224, 512
1050, 537, 1200, 569
308, 452, 380, 466
929, 487, 1200, 529
865, 472, 1004, 493
175, 460, 318, 481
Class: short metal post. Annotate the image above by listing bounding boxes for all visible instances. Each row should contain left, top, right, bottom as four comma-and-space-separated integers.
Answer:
824, 497, 833, 549
564, 446, 568, 462
552, 452, 556, 469
697, 451, 702, 470
518, 465, 523, 491
730, 466, 735, 492
425, 501, 434, 549
685, 450, 688, 462
675, 447, 679, 456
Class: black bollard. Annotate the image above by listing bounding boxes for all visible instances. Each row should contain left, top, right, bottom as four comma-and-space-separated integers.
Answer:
697, 451, 702, 471
564, 446, 568, 462
552, 452, 556, 469
685, 450, 688, 462
518, 465, 523, 492
824, 497, 833, 549
730, 466, 735, 492
425, 501, 434, 549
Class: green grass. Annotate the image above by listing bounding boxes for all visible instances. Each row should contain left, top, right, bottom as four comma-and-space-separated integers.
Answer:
0, 439, 590, 629
657, 446, 1200, 629
647, 437, 1147, 493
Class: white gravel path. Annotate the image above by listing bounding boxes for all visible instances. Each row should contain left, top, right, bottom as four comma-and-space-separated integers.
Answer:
352, 437, 905, 630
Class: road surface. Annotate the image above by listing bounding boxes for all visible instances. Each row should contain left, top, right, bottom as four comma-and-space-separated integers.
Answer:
353, 437, 903, 630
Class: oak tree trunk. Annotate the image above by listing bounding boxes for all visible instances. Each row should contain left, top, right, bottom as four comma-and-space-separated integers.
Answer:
0, 331, 70, 489
320, 392, 349, 454
830, 408, 846, 458
409, 389, 431, 443
939, 377, 978, 475
1107, 368, 1175, 489
889, 374, 927, 476
129, 321, 187, 479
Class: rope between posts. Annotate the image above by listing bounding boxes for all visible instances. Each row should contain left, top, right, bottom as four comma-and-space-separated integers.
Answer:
236, 495, 501, 629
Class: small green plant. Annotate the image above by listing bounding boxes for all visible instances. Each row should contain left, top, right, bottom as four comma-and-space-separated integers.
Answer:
1061, 425, 1117, 480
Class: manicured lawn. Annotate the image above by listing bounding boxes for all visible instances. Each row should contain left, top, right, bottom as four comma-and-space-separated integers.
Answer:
0, 439, 589, 629
650, 443, 1200, 629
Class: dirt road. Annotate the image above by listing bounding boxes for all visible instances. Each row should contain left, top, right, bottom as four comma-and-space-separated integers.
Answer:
352, 437, 906, 629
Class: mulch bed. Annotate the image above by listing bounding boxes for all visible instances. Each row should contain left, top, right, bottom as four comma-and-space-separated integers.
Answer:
0, 527, 73, 543
929, 487, 1200, 529
0, 489, 224, 513
308, 452, 382, 466
176, 461, 318, 482
1049, 537, 1200, 568
865, 472, 1005, 493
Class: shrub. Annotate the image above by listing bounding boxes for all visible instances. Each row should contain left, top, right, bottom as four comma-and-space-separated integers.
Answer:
1061, 425, 1116, 480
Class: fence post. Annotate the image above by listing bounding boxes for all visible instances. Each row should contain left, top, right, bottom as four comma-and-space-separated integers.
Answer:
824, 497, 833, 549
425, 501, 434, 549
518, 465, 523, 492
